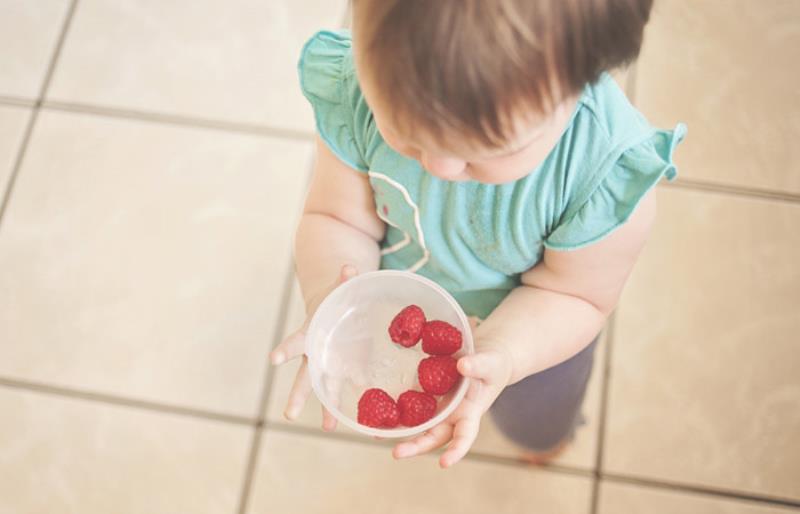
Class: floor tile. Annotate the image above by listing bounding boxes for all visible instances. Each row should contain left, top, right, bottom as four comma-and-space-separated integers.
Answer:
0, 0, 70, 99
249, 430, 592, 514
0, 105, 32, 193
0, 110, 311, 417
47, 0, 347, 132
0, 387, 250, 514
605, 187, 800, 500
472, 332, 606, 470
598, 481, 800, 514
635, 0, 800, 194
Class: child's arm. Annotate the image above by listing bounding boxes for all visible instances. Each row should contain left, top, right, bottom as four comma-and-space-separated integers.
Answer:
295, 136, 385, 309
477, 190, 657, 383
270, 136, 385, 425
394, 190, 657, 467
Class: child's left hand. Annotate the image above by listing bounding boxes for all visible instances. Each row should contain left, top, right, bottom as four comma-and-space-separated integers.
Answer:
392, 334, 513, 468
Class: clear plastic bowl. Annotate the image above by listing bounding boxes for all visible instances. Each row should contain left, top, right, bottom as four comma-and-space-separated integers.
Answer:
305, 270, 473, 438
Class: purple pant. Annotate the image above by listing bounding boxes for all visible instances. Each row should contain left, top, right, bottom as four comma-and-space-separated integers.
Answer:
489, 334, 600, 452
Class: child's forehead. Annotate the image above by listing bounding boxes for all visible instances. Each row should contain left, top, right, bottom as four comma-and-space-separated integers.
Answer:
384, 106, 551, 156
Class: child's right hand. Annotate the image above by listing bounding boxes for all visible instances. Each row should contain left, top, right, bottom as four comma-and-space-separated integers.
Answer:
269, 264, 358, 432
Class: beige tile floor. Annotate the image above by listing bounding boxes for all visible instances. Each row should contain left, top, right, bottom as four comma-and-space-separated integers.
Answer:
0, 1, 798, 513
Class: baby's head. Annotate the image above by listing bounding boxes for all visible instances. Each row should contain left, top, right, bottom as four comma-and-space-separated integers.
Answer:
353, 0, 653, 183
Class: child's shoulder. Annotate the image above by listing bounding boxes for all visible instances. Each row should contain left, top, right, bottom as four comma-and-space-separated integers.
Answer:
298, 30, 372, 172
298, 30, 359, 105
542, 73, 687, 251
574, 73, 652, 144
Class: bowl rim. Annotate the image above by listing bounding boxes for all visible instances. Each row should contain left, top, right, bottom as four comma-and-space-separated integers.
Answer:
305, 269, 473, 438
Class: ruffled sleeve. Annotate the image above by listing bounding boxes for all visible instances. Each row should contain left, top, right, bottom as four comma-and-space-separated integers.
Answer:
298, 30, 368, 172
544, 123, 687, 251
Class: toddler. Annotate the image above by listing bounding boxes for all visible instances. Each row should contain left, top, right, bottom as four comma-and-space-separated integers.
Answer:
270, 0, 685, 468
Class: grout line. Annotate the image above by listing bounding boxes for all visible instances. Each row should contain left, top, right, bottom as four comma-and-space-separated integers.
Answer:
42, 100, 315, 141
3, 379, 797, 511
0, 0, 78, 229
600, 472, 800, 510
268, 420, 800, 511
265, 420, 594, 478
590, 313, 617, 514
0, 95, 36, 108
235, 256, 298, 514
0, 104, 38, 227
235, 426, 262, 514
629, 59, 799, 205
37, 0, 79, 101
259, 258, 299, 420
662, 178, 800, 204
0, 377, 255, 426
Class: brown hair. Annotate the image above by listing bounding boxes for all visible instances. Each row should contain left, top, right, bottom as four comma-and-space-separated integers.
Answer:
353, 0, 653, 150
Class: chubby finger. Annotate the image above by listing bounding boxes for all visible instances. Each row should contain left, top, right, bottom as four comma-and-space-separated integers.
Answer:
270, 328, 306, 365
460, 375, 501, 416
440, 416, 480, 468
321, 406, 338, 432
284, 357, 312, 420
393, 423, 453, 459
467, 316, 481, 333
457, 349, 508, 380
339, 264, 358, 283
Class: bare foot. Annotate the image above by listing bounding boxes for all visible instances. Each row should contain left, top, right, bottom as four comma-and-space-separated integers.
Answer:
518, 439, 571, 466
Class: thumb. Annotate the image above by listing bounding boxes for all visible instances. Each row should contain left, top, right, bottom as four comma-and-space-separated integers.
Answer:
457, 349, 510, 381
338, 264, 358, 284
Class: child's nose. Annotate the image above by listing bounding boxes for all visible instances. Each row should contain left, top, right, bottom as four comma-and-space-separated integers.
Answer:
420, 154, 467, 180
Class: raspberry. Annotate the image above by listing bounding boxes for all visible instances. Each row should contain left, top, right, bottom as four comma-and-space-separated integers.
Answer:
418, 355, 461, 396
357, 388, 399, 428
421, 320, 462, 355
397, 390, 437, 427
388, 305, 426, 348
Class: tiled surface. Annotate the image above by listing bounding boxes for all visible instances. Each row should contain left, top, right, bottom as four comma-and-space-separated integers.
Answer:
606, 188, 800, 500
636, 0, 800, 194
0, 0, 71, 99
47, 0, 348, 132
0, 105, 31, 193
1, 0, 799, 512
598, 482, 799, 514
0, 387, 251, 514
0, 110, 312, 417
248, 430, 593, 514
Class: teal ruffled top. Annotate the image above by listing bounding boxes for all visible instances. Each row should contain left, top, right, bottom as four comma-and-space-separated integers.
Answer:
299, 30, 686, 319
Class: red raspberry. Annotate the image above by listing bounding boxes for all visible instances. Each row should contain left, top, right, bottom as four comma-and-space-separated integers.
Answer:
421, 320, 462, 355
357, 388, 399, 428
397, 390, 437, 427
418, 355, 461, 396
388, 305, 426, 348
